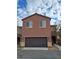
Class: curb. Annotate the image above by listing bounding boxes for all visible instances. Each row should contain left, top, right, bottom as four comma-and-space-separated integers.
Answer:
17, 47, 48, 50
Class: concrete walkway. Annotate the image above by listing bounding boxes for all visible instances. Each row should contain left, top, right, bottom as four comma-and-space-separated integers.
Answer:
54, 44, 61, 51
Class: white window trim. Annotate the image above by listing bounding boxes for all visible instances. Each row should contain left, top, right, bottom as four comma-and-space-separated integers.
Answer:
39, 20, 46, 28
26, 21, 33, 28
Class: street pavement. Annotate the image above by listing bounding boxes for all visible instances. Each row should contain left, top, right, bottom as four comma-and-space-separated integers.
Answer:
17, 47, 61, 59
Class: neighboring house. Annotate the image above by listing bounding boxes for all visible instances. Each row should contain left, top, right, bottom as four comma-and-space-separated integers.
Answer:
51, 25, 57, 45
51, 25, 61, 46
20, 13, 52, 47
56, 23, 61, 45
17, 26, 22, 47
51, 25, 57, 36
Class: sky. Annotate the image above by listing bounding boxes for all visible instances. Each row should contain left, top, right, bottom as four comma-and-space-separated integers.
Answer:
17, 0, 61, 26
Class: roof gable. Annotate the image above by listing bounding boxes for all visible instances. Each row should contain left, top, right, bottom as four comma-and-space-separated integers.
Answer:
22, 13, 51, 21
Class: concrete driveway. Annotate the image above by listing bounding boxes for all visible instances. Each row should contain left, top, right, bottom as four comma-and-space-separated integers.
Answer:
17, 47, 61, 59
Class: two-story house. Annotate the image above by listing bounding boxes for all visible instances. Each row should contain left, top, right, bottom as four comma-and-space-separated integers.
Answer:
20, 13, 52, 47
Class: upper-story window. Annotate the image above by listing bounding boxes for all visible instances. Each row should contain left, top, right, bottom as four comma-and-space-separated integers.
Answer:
26, 21, 32, 28
40, 20, 46, 28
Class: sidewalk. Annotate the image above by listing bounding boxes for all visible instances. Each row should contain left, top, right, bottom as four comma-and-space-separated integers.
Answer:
54, 44, 61, 51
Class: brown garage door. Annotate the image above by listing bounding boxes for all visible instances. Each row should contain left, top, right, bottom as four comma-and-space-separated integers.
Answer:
25, 37, 47, 47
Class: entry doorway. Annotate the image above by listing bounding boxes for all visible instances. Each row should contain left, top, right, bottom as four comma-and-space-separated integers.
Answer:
17, 37, 20, 47
52, 36, 56, 45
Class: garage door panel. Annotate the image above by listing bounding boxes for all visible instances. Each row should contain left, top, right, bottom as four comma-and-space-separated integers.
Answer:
25, 37, 47, 47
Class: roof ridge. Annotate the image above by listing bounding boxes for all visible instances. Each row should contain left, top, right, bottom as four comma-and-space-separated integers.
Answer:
22, 13, 51, 21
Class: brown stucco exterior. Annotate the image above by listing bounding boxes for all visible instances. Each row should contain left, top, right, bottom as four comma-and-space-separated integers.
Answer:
21, 13, 52, 47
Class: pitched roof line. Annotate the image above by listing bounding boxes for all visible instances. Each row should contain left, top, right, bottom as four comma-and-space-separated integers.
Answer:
22, 13, 51, 21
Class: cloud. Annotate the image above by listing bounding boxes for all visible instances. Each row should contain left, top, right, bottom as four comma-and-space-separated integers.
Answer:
50, 19, 57, 25
17, 19, 23, 26
17, 0, 61, 26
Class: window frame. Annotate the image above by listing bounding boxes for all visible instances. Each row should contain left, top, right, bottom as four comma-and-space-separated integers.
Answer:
26, 21, 33, 28
39, 20, 46, 28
